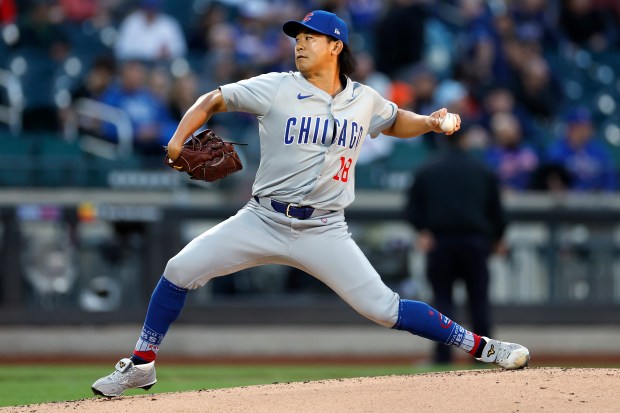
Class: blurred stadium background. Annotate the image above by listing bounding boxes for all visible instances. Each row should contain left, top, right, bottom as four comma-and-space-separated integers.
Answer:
1, 0, 620, 365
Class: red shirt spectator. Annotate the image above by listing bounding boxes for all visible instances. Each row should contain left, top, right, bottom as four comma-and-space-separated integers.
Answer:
59, 0, 98, 22
0, 0, 17, 24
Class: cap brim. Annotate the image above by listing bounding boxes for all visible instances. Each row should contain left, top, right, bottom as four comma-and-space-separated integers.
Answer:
283, 21, 325, 39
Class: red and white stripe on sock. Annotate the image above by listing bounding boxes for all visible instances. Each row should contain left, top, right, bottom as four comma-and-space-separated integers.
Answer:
465, 332, 483, 356
133, 326, 163, 362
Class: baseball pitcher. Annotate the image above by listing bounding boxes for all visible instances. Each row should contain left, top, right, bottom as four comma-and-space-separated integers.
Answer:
92, 10, 529, 397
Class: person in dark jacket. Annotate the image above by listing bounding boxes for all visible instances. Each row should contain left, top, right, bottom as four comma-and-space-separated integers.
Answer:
405, 129, 507, 364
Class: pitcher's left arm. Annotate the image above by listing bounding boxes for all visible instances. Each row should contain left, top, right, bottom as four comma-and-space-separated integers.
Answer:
381, 108, 460, 138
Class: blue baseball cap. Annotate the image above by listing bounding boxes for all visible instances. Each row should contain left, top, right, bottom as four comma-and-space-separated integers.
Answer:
283, 10, 349, 45
565, 106, 592, 124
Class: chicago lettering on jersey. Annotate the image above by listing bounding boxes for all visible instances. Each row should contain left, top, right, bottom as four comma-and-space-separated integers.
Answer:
284, 116, 364, 149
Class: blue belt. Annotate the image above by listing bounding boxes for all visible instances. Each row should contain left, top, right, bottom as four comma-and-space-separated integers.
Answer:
254, 196, 317, 220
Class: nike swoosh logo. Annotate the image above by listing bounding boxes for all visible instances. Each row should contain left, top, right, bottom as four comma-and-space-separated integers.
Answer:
297, 93, 313, 100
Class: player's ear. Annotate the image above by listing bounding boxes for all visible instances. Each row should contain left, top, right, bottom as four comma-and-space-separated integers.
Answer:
331, 40, 343, 55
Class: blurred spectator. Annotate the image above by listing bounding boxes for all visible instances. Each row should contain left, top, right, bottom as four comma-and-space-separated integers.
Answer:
485, 112, 539, 191
234, 6, 280, 69
199, 22, 240, 92
405, 128, 506, 365
374, 0, 428, 77
147, 65, 171, 103
456, 0, 515, 89
234, 7, 265, 65
13, 0, 71, 131
509, 0, 558, 50
351, 51, 391, 97
346, 0, 382, 49
114, 0, 187, 62
479, 85, 538, 144
408, 65, 438, 116
460, 123, 490, 154
510, 55, 561, 123
389, 81, 414, 111
98, 60, 177, 155
59, 0, 98, 22
0, 0, 17, 23
71, 54, 116, 101
4, 0, 618, 191
187, 1, 229, 53
559, 0, 615, 51
15, 0, 69, 53
15, 0, 71, 54
263, 31, 296, 73
167, 71, 199, 122
63, 54, 116, 136
529, 163, 572, 192
593, 0, 620, 37
434, 79, 479, 122
546, 106, 616, 192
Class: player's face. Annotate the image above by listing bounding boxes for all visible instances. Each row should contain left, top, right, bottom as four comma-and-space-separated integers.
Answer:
294, 31, 336, 73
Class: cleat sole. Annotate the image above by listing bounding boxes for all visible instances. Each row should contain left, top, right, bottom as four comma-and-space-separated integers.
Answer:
91, 381, 155, 397
140, 383, 156, 391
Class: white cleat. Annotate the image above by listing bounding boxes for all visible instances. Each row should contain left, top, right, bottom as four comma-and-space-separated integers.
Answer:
477, 337, 530, 370
92, 358, 157, 397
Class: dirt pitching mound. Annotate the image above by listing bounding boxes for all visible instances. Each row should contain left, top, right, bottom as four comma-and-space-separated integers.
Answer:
2, 367, 618, 413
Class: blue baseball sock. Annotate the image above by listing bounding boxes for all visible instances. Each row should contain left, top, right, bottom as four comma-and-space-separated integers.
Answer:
392, 299, 482, 356
132, 276, 188, 363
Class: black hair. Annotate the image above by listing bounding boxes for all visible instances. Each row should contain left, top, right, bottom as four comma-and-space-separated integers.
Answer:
91, 55, 116, 73
337, 43, 357, 78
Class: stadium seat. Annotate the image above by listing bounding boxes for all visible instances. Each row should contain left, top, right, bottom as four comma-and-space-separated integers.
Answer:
88, 155, 143, 187
35, 137, 89, 187
0, 135, 34, 186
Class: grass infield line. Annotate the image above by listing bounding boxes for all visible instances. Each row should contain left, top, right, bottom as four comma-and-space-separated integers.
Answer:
0, 363, 474, 407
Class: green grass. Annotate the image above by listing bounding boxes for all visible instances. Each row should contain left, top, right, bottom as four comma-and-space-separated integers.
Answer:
0, 363, 469, 407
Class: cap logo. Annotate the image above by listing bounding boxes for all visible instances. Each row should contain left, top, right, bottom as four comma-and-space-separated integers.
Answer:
303, 12, 313, 22
334, 28, 340, 35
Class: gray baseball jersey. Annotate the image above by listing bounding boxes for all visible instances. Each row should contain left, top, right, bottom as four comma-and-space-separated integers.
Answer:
220, 71, 398, 210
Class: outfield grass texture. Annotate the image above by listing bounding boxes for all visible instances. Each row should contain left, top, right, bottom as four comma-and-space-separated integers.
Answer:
0, 363, 474, 407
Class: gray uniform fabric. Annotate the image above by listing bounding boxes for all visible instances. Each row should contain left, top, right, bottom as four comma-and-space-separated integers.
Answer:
221, 71, 397, 210
164, 199, 400, 326
163, 71, 401, 327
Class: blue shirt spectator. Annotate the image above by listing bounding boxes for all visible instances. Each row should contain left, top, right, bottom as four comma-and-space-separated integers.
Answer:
486, 146, 539, 191
509, 0, 558, 50
99, 60, 177, 154
485, 112, 539, 191
546, 107, 616, 191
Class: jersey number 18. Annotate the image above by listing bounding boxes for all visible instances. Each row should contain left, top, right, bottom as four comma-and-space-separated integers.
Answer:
333, 157, 353, 183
